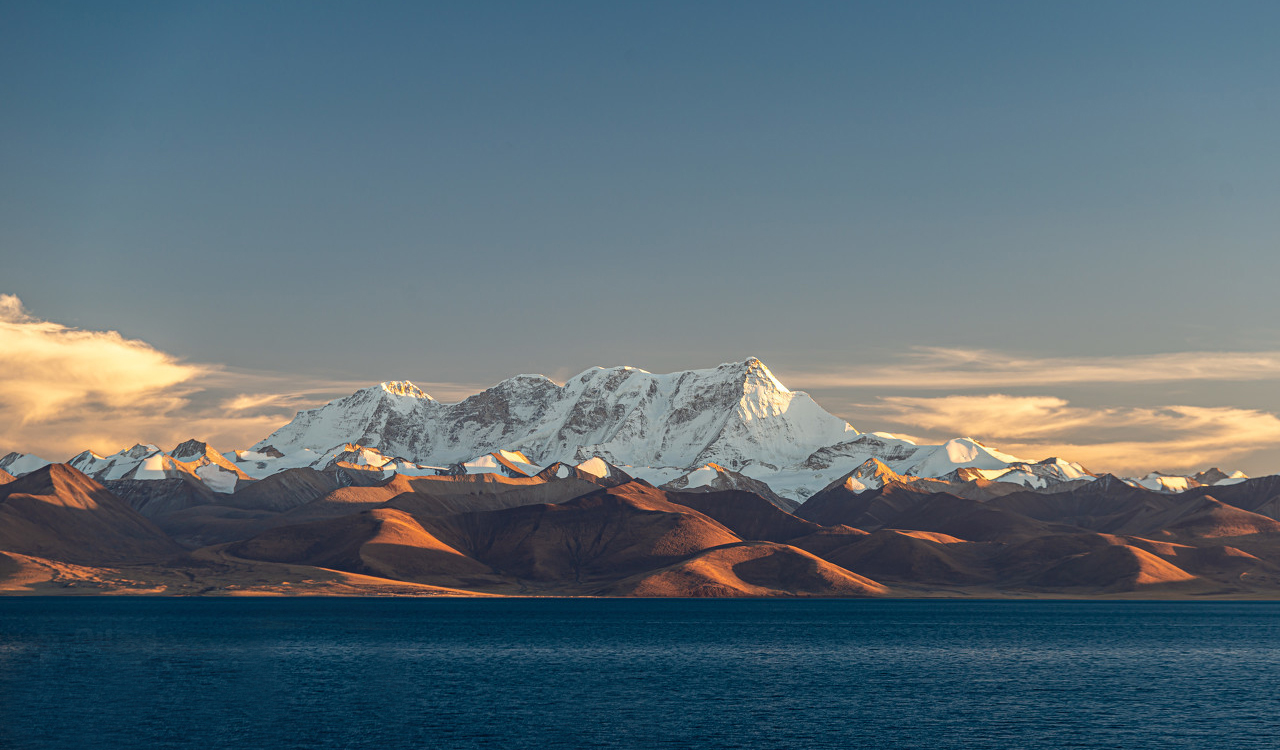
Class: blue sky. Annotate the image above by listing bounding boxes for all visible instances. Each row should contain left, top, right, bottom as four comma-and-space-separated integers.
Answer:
3, 2, 1280, 473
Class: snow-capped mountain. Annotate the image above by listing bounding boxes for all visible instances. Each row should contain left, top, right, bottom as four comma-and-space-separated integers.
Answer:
254, 358, 856, 472
1125, 469, 1249, 493
66, 440, 251, 493
246, 358, 1102, 500
0, 451, 52, 477
1, 358, 1255, 503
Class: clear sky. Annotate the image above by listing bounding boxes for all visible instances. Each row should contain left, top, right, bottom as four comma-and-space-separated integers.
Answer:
3, 1, 1280, 475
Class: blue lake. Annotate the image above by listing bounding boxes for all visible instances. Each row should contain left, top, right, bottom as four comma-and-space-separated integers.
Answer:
2, 598, 1278, 749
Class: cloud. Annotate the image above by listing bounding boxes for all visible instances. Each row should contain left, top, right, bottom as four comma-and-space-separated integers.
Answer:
6, 293, 1278, 476
789, 347, 1280, 390
0, 294, 488, 460
855, 393, 1280, 475
203, 369, 487, 415
0, 294, 206, 427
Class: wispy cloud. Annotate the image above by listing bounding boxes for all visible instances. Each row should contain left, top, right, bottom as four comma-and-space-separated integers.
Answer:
202, 369, 487, 414
6, 294, 1279, 476
0, 293, 206, 427
856, 393, 1280, 474
789, 347, 1280, 390
0, 295, 487, 459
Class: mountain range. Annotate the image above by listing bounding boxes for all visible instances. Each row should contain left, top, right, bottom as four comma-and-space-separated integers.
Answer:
2, 357, 1277, 597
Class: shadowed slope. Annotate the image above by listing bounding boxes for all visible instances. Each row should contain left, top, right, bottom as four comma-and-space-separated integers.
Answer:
1184, 475, 1280, 519
384, 478, 601, 517
229, 508, 495, 585
990, 479, 1174, 533
1026, 544, 1197, 591
102, 475, 219, 518
281, 473, 602, 524
990, 533, 1121, 577
795, 485, 938, 529
599, 541, 888, 597
224, 468, 342, 512
786, 526, 871, 558
1125, 496, 1280, 538
660, 464, 798, 511
226, 480, 743, 591
419, 482, 742, 584
0, 465, 183, 565
665, 489, 822, 543
153, 505, 280, 549
1122, 536, 1280, 581
815, 530, 989, 585
145, 474, 606, 550
872, 492, 1070, 541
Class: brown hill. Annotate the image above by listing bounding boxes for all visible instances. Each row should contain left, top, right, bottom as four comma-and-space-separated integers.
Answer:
990, 533, 1122, 579
873, 492, 1068, 541
277, 474, 430, 522
153, 473, 604, 549
665, 489, 822, 542
796, 461, 936, 527
0, 468, 14, 484
797, 459, 1035, 518
419, 481, 742, 584
102, 475, 219, 518
1122, 536, 1279, 580
229, 508, 496, 587
1248, 496, 1280, 522
887, 529, 967, 544
226, 480, 743, 592
990, 480, 1174, 534
785, 526, 871, 558
814, 530, 988, 585
796, 484, 938, 529
281, 472, 600, 524
224, 468, 341, 512
384, 477, 600, 517
0, 464, 184, 565
599, 541, 888, 597
151, 505, 281, 549
1185, 475, 1280, 519
660, 464, 798, 511
1133, 496, 1280, 538
1026, 544, 1197, 591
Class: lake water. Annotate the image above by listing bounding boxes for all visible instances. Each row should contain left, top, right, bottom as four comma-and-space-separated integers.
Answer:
1, 598, 1278, 749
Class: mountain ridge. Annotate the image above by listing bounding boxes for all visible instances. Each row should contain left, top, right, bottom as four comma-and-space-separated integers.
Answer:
0, 358, 1258, 504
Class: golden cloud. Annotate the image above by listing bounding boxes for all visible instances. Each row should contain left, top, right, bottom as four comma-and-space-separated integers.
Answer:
857, 393, 1280, 475
788, 347, 1280, 390
0, 295, 488, 459
0, 294, 205, 428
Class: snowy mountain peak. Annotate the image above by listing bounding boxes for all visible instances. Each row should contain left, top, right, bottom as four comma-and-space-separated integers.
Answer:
171, 439, 212, 462
378, 381, 433, 399
741, 356, 789, 393
123, 444, 162, 460
252, 358, 856, 473
840, 458, 895, 492
0, 451, 53, 477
